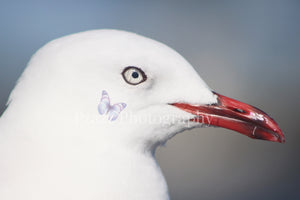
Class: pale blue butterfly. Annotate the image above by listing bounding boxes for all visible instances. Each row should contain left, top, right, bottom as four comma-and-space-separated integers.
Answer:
98, 90, 127, 121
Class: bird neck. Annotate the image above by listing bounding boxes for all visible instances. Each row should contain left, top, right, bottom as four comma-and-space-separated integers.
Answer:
1, 128, 170, 200
0, 107, 170, 200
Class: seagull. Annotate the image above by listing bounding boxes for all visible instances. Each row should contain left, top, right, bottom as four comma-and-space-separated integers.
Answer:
0, 30, 284, 200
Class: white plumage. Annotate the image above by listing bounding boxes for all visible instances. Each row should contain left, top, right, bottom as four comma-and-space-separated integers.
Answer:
0, 29, 284, 200
0, 30, 216, 200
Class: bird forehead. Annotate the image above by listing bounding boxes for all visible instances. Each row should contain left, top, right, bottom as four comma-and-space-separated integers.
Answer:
46, 30, 184, 64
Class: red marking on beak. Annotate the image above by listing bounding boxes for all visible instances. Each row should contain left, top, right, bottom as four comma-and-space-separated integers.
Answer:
172, 92, 285, 143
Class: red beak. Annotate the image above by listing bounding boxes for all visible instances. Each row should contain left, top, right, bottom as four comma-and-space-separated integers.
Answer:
172, 92, 285, 143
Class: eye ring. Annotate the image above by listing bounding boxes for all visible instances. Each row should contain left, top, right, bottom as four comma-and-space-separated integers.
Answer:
122, 66, 147, 85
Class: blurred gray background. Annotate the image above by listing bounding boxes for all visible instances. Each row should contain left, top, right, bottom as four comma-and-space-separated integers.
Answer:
0, 0, 299, 199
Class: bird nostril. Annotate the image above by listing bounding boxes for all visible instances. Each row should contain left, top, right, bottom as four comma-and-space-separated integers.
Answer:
234, 108, 247, 114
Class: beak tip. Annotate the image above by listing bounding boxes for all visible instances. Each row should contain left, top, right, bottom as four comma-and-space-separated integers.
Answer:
272, 128, 285, 143
253, 129, 285, 143
273, 135, 285, 144
278, 133, 285, 143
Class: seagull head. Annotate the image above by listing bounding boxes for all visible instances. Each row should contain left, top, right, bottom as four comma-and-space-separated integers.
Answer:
5, 30, 284, 153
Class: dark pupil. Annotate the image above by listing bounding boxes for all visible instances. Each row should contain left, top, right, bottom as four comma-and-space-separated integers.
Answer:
132, 71, 139, 78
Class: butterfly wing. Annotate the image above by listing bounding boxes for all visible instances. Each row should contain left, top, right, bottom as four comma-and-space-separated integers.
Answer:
98, 90, 111, 115
108, 103, 127, 121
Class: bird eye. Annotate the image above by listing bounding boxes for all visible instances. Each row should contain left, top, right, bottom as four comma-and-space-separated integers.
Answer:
122, 66, 147, 85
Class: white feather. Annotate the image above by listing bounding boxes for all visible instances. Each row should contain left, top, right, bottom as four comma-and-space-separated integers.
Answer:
0, 29, 217, 200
